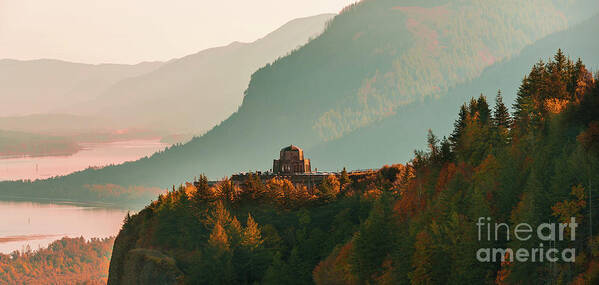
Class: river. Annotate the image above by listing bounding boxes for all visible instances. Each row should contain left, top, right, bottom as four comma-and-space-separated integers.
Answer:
0, 200, 129, 254
0, 139, 167, 253
0, 139, 168, 181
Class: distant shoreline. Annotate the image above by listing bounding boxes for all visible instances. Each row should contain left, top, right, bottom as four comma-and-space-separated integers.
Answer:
0, 129, 81, 158
0, 195, 132, 210
0, 138, 169, 182
0, 234, 65, 243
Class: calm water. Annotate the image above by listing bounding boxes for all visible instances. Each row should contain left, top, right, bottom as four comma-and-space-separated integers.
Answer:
0, 139, 168, 181
0, 200, 129, 254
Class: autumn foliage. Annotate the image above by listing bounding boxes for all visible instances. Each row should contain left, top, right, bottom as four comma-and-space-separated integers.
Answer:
0, 237, 114, 284
109, 51, 599, 284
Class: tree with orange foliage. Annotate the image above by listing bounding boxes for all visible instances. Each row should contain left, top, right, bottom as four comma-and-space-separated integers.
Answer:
319, 175, 341, 201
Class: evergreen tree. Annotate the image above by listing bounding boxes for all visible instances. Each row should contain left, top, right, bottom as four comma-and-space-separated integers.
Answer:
208, 222, 230, 251
553, 48, 568, 76
319, 175, 341, 201
242, 213, 263, 250
570, 58, 593, 101
228, 217, 243, 247
193, 174, 211, 202
513, 75, 532, 126
493, 90, 511, 129
242, 173, 266, 200
450, 104, 468, 151
427, 129, 440, 160
476, 94, 491, 125
339, 167, 351, 188
546, 56, 569, 101
351, 195, 393, 282
409, 230, 436, 284
513, 62, 545, 137
493, 90, 512, 146
206, 201, 232, 228
217, 178, 239, 202
440, 136, 453, 162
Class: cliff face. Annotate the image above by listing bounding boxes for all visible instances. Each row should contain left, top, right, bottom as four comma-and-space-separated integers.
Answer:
108, 248, 182, 285
108, 209, 185, 285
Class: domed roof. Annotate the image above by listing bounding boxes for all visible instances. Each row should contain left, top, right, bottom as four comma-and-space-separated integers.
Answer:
282, 145, 301, 151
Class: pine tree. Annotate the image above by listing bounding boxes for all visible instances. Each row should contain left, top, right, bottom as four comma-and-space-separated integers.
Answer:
468, 97, 479, 116
193, 174, 212, 202
408, 230, 435, 284
546, 53, 569, 101
242, 213, 263, 250
513, 76, 532, 125
122, 211, 132, 231
476, 94, 491, 125
242, 173, 266, 200
513, 66, 543, 137
209, 222, 230, 251
319, 175, 340, 200
206, 201, 232, 228
493, 90, 512, 147
228, 217, 243, 247
351, 196, 393, 282
493, 90, 511, 129
427, 129, 439, 159
339, 167, 351, 188
217, 178, 239, 202
553, 48, 568, 75
570, 58, 593, 102
440, 136, 453, 162
450, 104, 468, 151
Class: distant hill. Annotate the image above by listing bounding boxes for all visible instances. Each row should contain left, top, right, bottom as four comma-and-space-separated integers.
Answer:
149, 0, 597, 178
0, 114, 162, 146
307, 13, 599, 170
69, 14, 335, 134
0, 129, 80, 157
0, 114, 114, 133
0, 59, 163, 116
1, 14, 334, 136
1, 0, 598, 206
123, 0, 595, 179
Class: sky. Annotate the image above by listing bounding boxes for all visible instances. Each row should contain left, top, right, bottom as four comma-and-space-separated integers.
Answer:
0, 0, 356, 64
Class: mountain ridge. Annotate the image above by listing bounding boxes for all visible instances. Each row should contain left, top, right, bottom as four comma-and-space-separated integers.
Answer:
1, 1, 598, 207
307, 13, 599, 170
0, 59, 163, 116
71, 13, 336, 133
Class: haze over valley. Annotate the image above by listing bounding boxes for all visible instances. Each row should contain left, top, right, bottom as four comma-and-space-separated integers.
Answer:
0, 14, 334, 178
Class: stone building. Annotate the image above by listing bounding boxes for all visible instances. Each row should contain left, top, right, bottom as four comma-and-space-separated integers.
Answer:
272, 145, 311, 174
221, 144, 375, 191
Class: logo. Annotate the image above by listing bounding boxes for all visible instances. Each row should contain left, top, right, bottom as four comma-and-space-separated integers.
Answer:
476, 217, 577, 263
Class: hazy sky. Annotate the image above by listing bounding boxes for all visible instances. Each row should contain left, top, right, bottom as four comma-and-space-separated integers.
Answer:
0, 0, 356, 64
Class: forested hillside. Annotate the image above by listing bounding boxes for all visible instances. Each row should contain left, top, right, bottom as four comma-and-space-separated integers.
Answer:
2, 0, 598, 206
0, 237, 114, 284
309, 13, 599, 170
108, 53, 599, 283
170, 0, 596, 177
